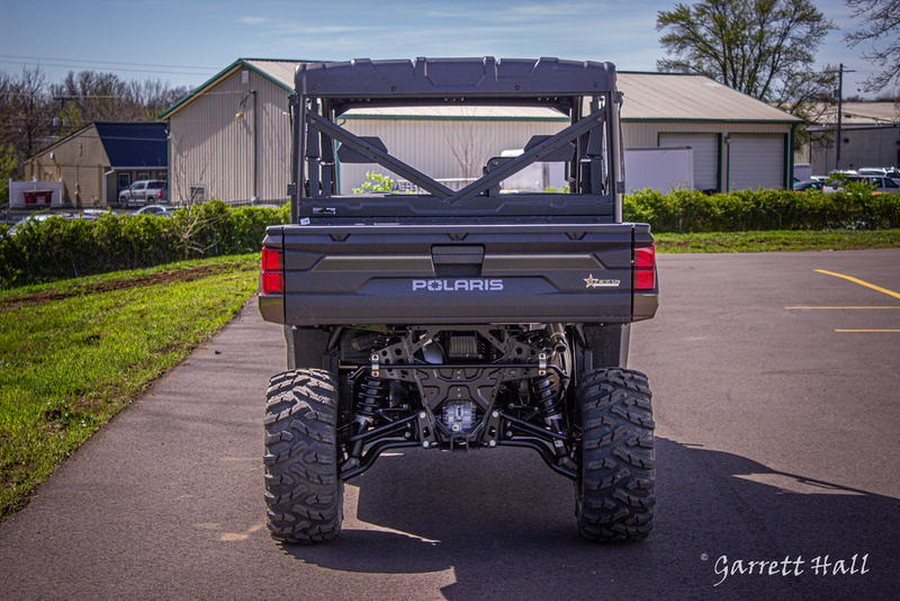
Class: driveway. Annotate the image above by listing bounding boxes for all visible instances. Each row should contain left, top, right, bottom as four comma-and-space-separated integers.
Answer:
1, 249, 898, 600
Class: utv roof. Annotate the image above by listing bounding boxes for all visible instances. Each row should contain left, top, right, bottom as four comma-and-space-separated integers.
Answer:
296, 57, 617, 101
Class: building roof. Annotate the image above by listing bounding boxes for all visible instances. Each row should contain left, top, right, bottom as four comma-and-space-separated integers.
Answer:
243, 59, 297, 90
617, 72, 800, 123
28, 121, 167, 168
813, 101, 899, 127
94, 122, 167, 168
161, 58, 800, 124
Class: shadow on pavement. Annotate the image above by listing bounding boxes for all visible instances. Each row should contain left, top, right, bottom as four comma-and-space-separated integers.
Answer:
281, 437, 899, 599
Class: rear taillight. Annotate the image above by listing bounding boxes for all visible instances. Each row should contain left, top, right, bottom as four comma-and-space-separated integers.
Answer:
634, 245, 657, 291
261, 247, 284, 295
157, 188, 163, 199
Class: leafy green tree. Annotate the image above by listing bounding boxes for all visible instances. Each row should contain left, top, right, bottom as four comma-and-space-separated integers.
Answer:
352, 171, 397, 194
845, 0, 900, 92
656, 0, 837, 114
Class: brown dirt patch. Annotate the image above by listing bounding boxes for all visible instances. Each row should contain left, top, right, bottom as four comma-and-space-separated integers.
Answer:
0, 263, 255, 312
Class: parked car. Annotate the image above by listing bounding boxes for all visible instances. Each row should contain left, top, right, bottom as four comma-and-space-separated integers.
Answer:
79, 208, 113, 221
857, 167, 900, 180
118, 180, 167, 206
835, 175, 900, 194
132, 204, 172, 217
793, 180, 836, 192
4, 213, 72, 236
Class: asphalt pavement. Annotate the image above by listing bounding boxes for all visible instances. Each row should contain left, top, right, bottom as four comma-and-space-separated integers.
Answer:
1, 249, 898, 600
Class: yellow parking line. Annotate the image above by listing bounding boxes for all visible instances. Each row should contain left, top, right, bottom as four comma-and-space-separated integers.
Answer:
835, 329, 900, 333
815, 269, 900, 300
785, 306, 900, 310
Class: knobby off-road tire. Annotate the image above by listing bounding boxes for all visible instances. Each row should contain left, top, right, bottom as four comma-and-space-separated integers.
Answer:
575, 368, 655, 542
264, 369, 343, 543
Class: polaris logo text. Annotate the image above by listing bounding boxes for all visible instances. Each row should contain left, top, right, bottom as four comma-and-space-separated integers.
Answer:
412, 279, 504, 292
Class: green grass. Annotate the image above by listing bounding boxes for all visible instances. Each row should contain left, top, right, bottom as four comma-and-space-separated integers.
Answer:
656, 229, 900, 253
0, 253, 259, 518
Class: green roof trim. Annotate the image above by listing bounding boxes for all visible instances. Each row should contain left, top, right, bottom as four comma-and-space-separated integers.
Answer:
159, 58, 319, 120
341, 114, 569, 123
159, 59, 244, 119
622, 117, 799, 124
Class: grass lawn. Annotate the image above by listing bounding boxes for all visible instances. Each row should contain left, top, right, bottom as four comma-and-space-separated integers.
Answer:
0, 254, 259, 518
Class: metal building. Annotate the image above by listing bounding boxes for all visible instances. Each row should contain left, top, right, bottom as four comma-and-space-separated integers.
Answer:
160, 59, 298, 204
799, 102, 899, 174
337, 106, 570, 193
619, 73, 800, 192
161, 59, 800, 203
24, 122, 167, 207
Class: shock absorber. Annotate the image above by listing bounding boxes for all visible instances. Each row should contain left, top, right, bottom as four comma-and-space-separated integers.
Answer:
534, 371, 573, 465
534, 373, 564, 433
536, 324, 572, 460
349, 374, 388, 461
357, 375, 386, 421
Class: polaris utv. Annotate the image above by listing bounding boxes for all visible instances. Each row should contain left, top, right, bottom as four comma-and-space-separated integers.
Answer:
259, 57, 658, 543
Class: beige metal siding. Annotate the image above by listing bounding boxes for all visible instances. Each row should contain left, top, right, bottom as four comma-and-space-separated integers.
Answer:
339, 117, 566, 193
169, 69, 291, 203
25, 124, 109, 206
254, 77, 293, 201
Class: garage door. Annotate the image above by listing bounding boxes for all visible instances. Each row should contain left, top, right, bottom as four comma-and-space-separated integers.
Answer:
659, 133, 719, 191
728, 135, 785, 190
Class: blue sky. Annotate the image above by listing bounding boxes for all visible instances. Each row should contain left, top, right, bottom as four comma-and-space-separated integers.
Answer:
0, 0, 885, 97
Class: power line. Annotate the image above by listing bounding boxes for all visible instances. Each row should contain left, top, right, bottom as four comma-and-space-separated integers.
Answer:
0, 59, 213, 77
0, 54, 217, 72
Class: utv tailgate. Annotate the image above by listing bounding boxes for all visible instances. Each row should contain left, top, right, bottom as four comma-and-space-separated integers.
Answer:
259, 223, 657, 326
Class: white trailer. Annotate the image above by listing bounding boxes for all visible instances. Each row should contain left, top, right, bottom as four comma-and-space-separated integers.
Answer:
8, 180, 64, 209
624, 147, 693, 194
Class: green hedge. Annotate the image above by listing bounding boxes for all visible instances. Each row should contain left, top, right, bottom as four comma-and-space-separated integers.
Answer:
2, 190, 898, 288
624, 187, 900, 233
0, 201, 289, 288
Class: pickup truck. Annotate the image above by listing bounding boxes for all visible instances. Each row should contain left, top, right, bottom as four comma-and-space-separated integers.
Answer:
259, 57, 659, 544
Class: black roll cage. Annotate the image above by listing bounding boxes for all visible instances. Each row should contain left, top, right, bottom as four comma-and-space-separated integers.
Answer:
289, 57, 625, 223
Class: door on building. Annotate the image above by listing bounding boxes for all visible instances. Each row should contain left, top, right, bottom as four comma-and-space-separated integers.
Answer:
659, 133, 719, 192
728, 134, 786, 190
117, 172, 131, 192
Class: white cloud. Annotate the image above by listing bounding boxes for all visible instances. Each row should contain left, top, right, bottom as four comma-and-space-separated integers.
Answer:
239, 16, 271, 26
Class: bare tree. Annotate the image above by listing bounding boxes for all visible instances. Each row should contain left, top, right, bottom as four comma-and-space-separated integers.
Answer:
445, 108, 483, 186
0, 67, 54, 161
0, 66, 189, 198
169, 135, 218, 258
844, 0, 900, 93
50, 71, 189, 134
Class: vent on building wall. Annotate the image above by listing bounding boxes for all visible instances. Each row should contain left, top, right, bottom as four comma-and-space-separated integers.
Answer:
189, 185, 207, 202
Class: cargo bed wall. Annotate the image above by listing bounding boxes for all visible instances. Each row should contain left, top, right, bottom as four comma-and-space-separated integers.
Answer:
260, 223, 657, 326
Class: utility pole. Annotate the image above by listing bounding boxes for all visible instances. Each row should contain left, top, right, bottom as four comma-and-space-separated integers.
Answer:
827, 63, 856, 171
836, 64, 844, 171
